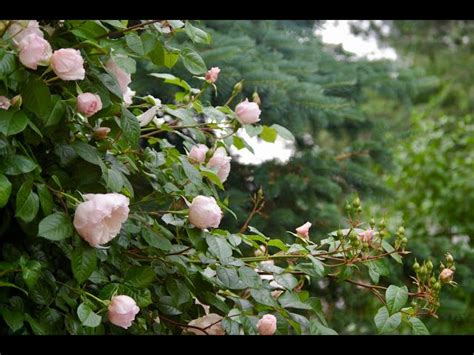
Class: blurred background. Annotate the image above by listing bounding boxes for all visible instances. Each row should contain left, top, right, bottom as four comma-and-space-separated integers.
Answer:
133, 20, 474, 334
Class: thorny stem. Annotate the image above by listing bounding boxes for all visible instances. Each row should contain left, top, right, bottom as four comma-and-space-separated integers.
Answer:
96, 20, 162, 39
239, 191, 265, 234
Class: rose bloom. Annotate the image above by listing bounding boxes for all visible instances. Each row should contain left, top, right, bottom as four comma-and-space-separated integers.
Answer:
18, 33, 52, 70
73, 193, 130, 247
76, 93, 102, 117
296, 222, 312, 239
8, 20, 43, 46
235, 98, 261, 124
359, 229, 374, 242
440, 268, 454, 283
108, 295, 140, 329
50, 48, 85, 81
257, 314, 277, 335
205, 67, 220, 83
188, 144, 209, 164
0, 96, 11, 110
207, 147, 231, 183
186, 313, 225, 335
188, 195, 222, 230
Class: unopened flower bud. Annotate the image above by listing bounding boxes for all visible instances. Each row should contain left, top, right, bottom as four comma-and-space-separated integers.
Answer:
419, 265, 427, 277
94, 127, 111, 140
336, 229, 344, 240
379, 218, 386, 229
429, 276, 436, 285
344, 202, 352, 214
352, 196, 360, 209
349, 230, 358, 242
433, 282, 441, 291
445, 253, 454, 265
440, 268, 454, 283
11, 95, 22, 109
369, 217, 376, 229
397, 226, 405, 236
413, 261, 420, 272
426, 260, 433, 272
232, 80, 243, 96
252, 92, 261, 106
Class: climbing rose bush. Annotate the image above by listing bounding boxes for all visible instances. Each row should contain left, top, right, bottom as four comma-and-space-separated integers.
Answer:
0, 20, 455, 335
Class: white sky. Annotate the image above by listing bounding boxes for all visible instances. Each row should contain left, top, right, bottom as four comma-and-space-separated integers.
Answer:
233, 20, 397, 165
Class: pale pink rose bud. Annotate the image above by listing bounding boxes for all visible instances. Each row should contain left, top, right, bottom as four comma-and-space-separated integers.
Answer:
235, 98, 261, 124
123, 87, 135, 107
108, 295, 140, 329
76, 93, 103, 117
50, 48, 85, 81
105, 59, 131, 95
440, 268, 454, 283
0, 96, 11, 110
205, 67, 220, 83
359, 229, 374, 242
296, 222, 312, 239
188, 144, 209, 163
186, 313, 225, 335
188, 195, 222, 230
207, 147, 231, 183
73, 193, 130, 247
8, 20, 43, 46
257, 314, 277, 335
18, 33, 52, 70
94, 127, 111, 140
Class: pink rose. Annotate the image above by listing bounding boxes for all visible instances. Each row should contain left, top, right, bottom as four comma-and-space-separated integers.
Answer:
207, 147, 231, 183
296, 222, 312, 239
108, 295, 140, 329
235, 98, 261, 124
76, 93, 103, 117
359, 229, 374, 242
257, 314, 277, 335
73, 193, 130, 247
188, 144, 209, 163
205, 67, 220, 83
0, 96, 11, 110
8, 20, 43, 46
440, 268, 454, 283
186, 313, 225, 335
105, 59, 131, 95
18, 34, 52, 70
188, 195, 222, 230
50, 48, 85, 81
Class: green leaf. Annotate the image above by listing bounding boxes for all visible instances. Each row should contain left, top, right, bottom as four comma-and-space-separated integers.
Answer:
161, 213, 185, 227
180, 48, 207, 75
148, 41, 165, 66
163, 50, 180, 69
1, 307, 24, 332
37, 183, 53, 215
126, 32, 145, 55
184, 22, 211, 44
21, 75, 51, 117
216, 266, 246, 290
409, 317, 429, 335
72, 141, 102, 166
180, 156, 202, 185
0, 50, 16, 77
206, 235, 233, 260
96, 73, 123, 99
77, 303, 102, 328
15, 181, 39, 223
260, 126, 278, 143
0, 173, 12, 208
120, 108, 140, 148
274, 273, 298, 291
125, 266, 155, 288
382, 240, 403, 264
374, 306, 401, 334
165, 278, 191, 306
150, 73, 191, 92
71, 21, 108, 40
0, 110, 28, 136
112, 55, 136, 74
0, 281, 28, 295
21, 260, 42, 289
106, 168, 124, 192
43, 99, 66, 128
385, 285, 408, 315
278, 291, 312, 310
142, 228, 172, 252
200, 167, 225, 190
238, 266, 262, 288
38, 212, 73, 241
249, 288, 278, 307
271, 124, 295, 142
0, 154, 37, 175
267, 239, 289, 252
310, 319, 338, 335
101, 20, 128, 29
71, 245, 97, 284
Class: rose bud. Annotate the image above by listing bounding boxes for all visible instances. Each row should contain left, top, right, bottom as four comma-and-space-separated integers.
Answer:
18, 33, 52, 70
108, 295, 140, 329
0, 96, 11, 110
77, 93, 103, 117
257, 314, 277, 335
205, 67, 220, 83
440, 268, 454, 283
188, 195, 223, 230
235, 98, 261, 124
188, 144, 209, 164
296, 222, 312, 239
50, 48, 85, 81
207, 147, 231, 183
